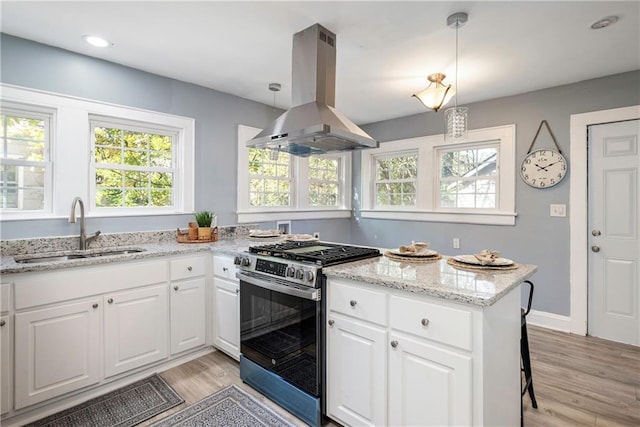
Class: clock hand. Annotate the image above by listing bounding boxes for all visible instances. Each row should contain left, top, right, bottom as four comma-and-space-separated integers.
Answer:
534, 163, 549, 172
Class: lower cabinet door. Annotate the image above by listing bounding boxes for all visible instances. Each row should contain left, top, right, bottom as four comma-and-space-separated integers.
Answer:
388, 332, 472, 426
213, 277, 240, 360
170, 277, 206, 355
327, 314, 387, 427
1, 315, 10, 414
104, 285, 168, 377
14, 299, 101, 409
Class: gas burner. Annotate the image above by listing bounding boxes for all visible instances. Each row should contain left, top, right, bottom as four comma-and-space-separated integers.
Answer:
248, 241, 380, 267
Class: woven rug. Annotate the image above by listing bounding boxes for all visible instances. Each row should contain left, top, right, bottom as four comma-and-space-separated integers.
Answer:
26, 374, 183, 427
150, 384, 297, 427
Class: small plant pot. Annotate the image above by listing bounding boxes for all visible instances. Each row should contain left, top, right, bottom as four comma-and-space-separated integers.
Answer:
198, 227, 212, 240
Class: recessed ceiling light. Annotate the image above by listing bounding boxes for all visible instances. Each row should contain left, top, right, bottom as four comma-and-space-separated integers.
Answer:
590, 16, 619, 29
82, 35, 112, 47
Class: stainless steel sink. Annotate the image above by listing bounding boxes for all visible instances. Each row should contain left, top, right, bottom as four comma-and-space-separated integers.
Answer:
15, 248, 145, 264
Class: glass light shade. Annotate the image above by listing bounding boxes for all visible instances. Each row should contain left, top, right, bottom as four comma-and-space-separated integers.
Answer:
412, 74, 455, 112
445, 107, 468, 142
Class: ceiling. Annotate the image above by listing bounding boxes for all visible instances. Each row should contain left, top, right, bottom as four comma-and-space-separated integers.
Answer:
1, 1, 638, 124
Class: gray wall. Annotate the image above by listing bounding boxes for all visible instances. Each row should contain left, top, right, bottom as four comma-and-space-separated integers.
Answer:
354, 70, 640, 316
2, 34, 639, 317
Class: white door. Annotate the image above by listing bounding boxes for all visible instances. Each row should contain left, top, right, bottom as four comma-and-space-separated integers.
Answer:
104, 285, 168, 377
588, 119, 640, 345
170, 278, 206, 355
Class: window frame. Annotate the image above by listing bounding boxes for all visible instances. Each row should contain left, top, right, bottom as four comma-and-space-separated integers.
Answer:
373, 150, 419, 209
0, 103, 54, 214
360, 125, 516, 225
0, 84, 195, 221
237, 125, 352, 223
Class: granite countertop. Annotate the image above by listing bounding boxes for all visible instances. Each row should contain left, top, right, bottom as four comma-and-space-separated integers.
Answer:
323, 254, 537, 307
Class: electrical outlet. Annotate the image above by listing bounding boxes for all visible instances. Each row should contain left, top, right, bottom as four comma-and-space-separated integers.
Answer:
453, 238, 460, 249
550, 204, 566, 217
313, 232, 320, 239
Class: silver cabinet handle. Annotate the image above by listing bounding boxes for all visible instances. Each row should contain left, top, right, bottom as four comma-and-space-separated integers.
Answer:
107, 298, 114, 304
328, 319, 335, 326
92, 303, 99, 309
592, 229, 601, 236
350, 300, 357, 307
174, 285, 179, 291
223, 267, 228, 272
421, 318, 430, 326
0, 320, 5, 327
235, 288, 240, 294
390, 340, 398, 348
187, 266, 193, 271
592, 245, 600, 253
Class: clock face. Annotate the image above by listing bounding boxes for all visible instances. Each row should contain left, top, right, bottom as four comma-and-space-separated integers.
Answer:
520, 149, 567, 188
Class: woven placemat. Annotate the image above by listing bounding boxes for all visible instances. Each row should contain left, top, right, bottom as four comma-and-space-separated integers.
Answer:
447, 258, 519, 271
384, 251, 442, 263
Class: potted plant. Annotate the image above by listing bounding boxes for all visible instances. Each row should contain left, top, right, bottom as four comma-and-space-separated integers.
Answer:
194, 211, 214, 240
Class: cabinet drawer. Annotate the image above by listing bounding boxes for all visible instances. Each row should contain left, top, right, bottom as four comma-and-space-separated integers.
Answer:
390, 295, 473, 351
329, 280, 387, 326
213, 255, 237, 280
0, 284, 10, 312
171, 255, 206, 281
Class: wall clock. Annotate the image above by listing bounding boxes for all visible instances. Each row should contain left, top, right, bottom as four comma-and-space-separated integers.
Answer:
520, 120, 568, 188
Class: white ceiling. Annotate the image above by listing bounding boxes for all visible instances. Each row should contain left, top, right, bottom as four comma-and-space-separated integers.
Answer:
1, 1, 638, 124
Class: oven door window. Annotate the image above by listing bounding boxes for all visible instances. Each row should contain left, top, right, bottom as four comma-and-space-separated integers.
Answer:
240, 280, 320, 397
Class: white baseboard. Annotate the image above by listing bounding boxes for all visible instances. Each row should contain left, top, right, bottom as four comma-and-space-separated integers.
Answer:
526, 309, 572, 333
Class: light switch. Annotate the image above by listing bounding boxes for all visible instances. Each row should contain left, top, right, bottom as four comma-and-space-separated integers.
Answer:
550, 204, 566, 217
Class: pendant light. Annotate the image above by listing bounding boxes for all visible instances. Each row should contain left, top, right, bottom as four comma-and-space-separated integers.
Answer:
413, 73, 455, 112
444, 12, 468, 142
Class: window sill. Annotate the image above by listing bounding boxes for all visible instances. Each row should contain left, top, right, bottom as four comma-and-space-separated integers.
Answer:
0, 211, 192, 222
237, 209, 351, 223
359, 209, 517, 226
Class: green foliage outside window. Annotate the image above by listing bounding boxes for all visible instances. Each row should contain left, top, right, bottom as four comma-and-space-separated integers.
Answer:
375, 154, 417, 207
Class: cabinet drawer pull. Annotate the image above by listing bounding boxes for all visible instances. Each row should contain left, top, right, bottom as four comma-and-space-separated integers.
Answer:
328, 319, 335, 326
174, 285, 179, 291
390, 340, 398, 348
223, 267, 228, 272
187, 266, 193, 271
107, 298, 114, 304
235, 288, 240, 294
421, 318, 430, 326
0, 320, 5, 327
92, 303, 99, 309
349, 300, 357, 307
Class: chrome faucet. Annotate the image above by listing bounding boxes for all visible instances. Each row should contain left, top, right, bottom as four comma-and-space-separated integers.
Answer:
69, 197, 101, 250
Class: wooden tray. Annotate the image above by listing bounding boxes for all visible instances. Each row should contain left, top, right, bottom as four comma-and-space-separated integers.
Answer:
384, 251, 442, 263
176, 228, 218, 243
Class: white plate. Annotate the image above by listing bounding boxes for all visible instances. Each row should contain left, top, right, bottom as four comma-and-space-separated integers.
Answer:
284, 234, 319, 242
454, 255, 514, 266
387, 248, 439, 258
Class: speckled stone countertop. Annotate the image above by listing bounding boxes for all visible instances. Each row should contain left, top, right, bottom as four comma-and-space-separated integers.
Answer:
323, 255, 537, 307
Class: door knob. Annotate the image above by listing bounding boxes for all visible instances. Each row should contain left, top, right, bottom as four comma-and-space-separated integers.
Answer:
591, 229, 601, 236
390, 340, 398, 348
591, 245, 600, 253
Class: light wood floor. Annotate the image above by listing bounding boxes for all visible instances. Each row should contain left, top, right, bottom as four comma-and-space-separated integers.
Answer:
142, 326, 639, 426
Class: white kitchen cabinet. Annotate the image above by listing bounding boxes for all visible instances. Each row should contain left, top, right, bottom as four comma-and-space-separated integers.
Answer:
327, 313, 387, 427
14, 298, 101, 409
104, 285, 168, 378
170, 277, 206, 355
212, 254, 240, 360
1, 314, 11, 415
388, 331, 472, 426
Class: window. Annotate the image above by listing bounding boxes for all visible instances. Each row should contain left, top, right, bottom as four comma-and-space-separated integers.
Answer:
237, 125, 351, 222
0, 107, 52, 213
91, 121, 177, 209
360, 125, 516, 225
374, 152, 418, 207
0, 84, 194, 220
438, 144, 498, 209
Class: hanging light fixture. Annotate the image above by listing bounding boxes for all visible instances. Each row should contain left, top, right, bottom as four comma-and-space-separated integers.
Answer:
413, 73, 455, 112
444, 12, 468, 142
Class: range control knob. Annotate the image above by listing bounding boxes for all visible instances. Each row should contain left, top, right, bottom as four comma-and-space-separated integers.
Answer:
241, 257, 251, 267
233, 256, 241, 265
295, 269, 304, 280
305, 271, 315, 282
286, 266, 296, 277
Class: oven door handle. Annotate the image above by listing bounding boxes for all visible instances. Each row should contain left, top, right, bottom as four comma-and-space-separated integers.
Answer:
236, 272, 321, 301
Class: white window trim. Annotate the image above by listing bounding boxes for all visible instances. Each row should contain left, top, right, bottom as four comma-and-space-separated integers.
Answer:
0, 84, 195, 220
236, 125, 352, 223
360, 124, 516, 226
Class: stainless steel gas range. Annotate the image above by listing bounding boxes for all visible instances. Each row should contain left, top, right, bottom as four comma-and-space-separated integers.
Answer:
235, 241, 380, 427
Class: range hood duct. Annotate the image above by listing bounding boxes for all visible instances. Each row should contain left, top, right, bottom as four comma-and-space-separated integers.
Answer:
247, 23, 378, 157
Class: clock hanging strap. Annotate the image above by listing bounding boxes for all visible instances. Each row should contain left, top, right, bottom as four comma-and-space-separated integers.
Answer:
527, 120, 563, 154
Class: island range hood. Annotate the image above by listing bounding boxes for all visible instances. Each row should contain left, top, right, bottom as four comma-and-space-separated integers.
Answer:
247, 23, 379, 157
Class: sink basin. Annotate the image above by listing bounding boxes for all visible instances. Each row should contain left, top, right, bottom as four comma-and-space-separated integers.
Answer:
14, 248, 145, 264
